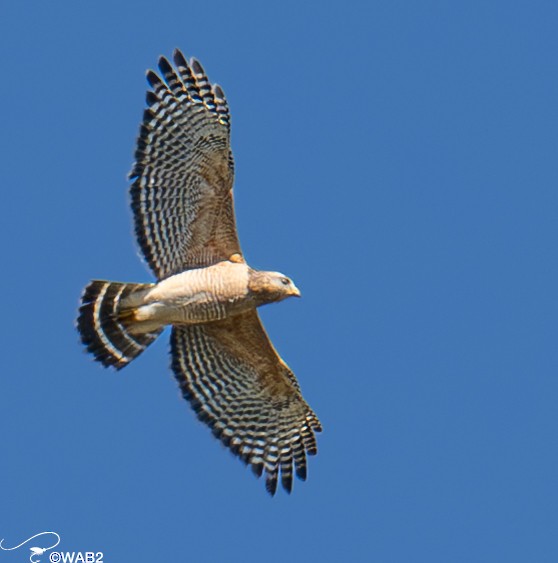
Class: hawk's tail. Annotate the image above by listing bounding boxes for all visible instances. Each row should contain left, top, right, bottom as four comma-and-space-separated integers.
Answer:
77, 280, 163, 370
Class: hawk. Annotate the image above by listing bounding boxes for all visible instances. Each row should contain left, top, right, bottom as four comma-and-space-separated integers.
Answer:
77, 49, 322, 495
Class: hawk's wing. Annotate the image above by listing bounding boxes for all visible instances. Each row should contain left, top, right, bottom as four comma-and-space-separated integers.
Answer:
130, 49, 241, 279
170, 310, 322, 495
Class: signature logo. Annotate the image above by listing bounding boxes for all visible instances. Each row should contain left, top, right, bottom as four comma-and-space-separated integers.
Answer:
0, 532, 60, 563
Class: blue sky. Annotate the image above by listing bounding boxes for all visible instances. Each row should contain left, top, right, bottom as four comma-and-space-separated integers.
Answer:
1, 1, 557, 562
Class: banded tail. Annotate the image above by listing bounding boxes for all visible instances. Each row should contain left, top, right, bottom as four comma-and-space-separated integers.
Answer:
77, 280, 163, 370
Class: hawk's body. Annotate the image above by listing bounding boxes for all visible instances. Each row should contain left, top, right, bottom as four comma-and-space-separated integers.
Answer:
121, 260, 252, 330
77, 49, 321, 495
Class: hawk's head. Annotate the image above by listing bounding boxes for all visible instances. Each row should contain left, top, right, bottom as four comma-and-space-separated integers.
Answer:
248, 270, 301, 305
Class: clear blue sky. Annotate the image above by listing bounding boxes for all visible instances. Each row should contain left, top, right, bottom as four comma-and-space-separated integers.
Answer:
1, 1, 557, 562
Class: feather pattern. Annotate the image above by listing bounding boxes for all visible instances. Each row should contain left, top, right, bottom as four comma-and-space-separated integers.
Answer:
170, 311, 321, 494
130, 49, 239, 279
78, 280, 162, 369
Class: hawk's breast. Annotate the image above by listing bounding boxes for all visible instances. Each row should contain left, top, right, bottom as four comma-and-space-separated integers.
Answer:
132, 261, 251, 326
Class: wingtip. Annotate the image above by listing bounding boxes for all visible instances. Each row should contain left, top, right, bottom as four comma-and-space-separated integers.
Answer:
251, 462, 264, 478
295, 464, 307, 482
173, 48, 188, 69
145, 69, 161, 88
281, 474, 293, 494
158, 55, 172, 75
191, 57, 204, 76
213, 84, 225, 100
265, 471, 278, 496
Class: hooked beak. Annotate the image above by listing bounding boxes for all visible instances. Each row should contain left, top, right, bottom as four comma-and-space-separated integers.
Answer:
291, 284, 301, 298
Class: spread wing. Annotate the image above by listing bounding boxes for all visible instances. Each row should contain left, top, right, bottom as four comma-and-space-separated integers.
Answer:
129, 49, 241, 279
170, 310, 322, 495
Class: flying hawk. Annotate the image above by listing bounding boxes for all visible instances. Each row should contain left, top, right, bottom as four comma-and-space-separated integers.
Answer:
77, 49, 321, 495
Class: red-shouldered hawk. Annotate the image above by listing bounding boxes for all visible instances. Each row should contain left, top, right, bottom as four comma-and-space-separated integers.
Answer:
77, 49, 322, 495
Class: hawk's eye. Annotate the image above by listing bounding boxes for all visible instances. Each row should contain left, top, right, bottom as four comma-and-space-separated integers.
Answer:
280, 277, 290, 286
